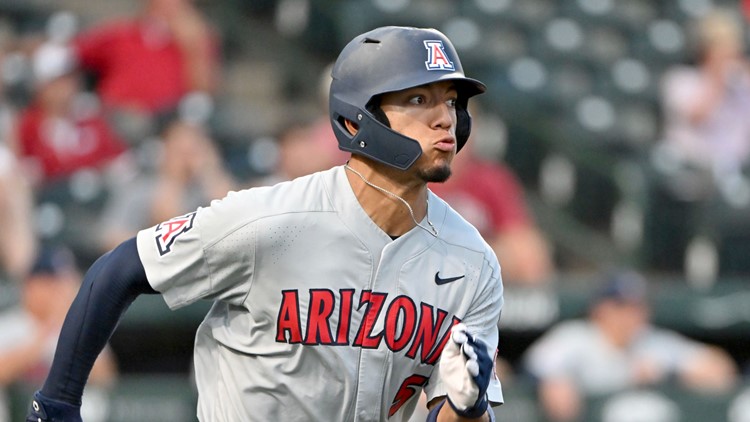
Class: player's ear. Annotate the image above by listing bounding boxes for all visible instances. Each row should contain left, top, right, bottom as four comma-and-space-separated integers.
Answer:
344, 119, 359, 136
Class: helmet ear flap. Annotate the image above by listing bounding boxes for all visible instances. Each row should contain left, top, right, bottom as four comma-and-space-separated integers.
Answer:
365, 96, 391, 128
366, 94, 473, 152
455, 102, 472, 152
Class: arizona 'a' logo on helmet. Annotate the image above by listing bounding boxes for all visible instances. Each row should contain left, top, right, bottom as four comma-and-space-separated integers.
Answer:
423, 40, 455, 71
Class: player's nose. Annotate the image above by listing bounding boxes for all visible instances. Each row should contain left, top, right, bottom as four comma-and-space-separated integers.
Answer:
431, 102, 455, 130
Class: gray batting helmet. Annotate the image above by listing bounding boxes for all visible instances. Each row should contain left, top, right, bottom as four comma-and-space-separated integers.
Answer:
329, 26, 486, 170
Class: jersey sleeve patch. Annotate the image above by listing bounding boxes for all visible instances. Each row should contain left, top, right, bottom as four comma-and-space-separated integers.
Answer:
154, 212, 197, 256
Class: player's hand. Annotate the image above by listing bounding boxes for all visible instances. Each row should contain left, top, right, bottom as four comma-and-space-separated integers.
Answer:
26, 391, 82, 422
438, 323, 492, 418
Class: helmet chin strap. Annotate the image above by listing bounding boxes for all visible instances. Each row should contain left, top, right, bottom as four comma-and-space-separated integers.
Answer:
344, 162, 438, 237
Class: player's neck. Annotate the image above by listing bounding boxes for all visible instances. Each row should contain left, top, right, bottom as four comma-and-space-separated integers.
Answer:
344, 159, 431, 237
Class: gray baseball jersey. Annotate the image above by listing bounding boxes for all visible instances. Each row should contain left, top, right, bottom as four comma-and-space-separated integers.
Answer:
136, 165, 504, 421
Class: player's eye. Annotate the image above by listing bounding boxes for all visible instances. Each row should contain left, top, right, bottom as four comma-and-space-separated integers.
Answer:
409, 95, 426, 105
446, 98, 457, 108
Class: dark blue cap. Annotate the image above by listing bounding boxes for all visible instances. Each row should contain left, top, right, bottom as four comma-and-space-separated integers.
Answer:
596, 270, 648, 304
29, 245, 77, 277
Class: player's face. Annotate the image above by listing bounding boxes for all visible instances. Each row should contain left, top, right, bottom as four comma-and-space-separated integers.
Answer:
379, 81, 458, 183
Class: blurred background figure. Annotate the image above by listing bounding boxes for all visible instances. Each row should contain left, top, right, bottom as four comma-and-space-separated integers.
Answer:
147, 120, 234, 224
72, 0, 219, 114
15, 40, 127, 188
521, 270, 738, 422
0, 245, 117, 421
252, 118, 348, 187
429, 105, 554, 286
0, 27, 17, 149
0, 25, 35, 283
0, 146, 36, 282
70, 0, 220, 145
252, 62, 348, 187
659, 9, 750, 187
97, 118, 235, 252
652, 7, 750, 284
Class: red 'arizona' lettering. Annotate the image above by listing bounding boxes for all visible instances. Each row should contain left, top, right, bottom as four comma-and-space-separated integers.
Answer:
275, 289, 460, 363
353, 291, 388, 349
276, 290, 302, 343
304, 289, 336, 344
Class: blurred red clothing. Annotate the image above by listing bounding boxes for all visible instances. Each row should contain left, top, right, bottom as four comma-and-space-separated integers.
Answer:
18, 102, 126, 181
430, 159, 530, 238
73, 18, 217, 113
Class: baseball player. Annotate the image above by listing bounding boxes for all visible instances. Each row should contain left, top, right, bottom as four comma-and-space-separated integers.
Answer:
26, 26, 504, 421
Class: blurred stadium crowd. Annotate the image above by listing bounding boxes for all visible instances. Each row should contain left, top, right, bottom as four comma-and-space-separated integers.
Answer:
1, 0, 750, 421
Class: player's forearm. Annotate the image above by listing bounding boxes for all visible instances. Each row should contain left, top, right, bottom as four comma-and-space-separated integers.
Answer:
428, 398, 491, 422
41, 238, 156, 404
437, 403, 491, 421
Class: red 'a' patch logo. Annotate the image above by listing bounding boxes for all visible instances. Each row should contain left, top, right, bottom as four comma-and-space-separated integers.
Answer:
154, 212, 196, 256
423, 40, 455, 71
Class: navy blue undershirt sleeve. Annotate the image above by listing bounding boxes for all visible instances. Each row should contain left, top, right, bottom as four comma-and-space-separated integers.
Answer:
40, 237, 157, 405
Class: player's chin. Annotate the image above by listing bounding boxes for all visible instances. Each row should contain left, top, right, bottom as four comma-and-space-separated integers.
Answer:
418, 162, 452, 183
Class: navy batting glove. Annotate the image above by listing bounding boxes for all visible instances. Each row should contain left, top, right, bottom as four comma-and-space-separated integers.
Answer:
26, 391, 82, 422
446, 332, 492, 419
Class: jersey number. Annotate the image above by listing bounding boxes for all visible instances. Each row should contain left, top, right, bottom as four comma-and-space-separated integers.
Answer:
389, 374, 429, 417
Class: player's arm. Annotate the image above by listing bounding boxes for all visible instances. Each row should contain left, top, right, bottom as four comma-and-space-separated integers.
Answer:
26, 237, 158, 422
427, 398, 492, 422
425, 324, 495, 422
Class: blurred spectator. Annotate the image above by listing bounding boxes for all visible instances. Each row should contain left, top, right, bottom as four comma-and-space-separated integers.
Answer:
0, 37, 35, 281
97, 119, 235, 251
0, 245, 117, 419
0, 28, 19, 150
522, 270, 738, 422
15, 41, 128, 187
253, 119, 348, 187
429, 106, 554, 286
72, 0, 220, 116
659, 9, 750, 184
252, 63, 348, 186
0, 146, 36, 281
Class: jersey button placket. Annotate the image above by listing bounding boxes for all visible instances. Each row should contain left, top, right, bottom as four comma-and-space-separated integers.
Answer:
354, 242, 400, 421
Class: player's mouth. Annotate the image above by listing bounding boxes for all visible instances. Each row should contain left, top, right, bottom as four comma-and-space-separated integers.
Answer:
433, 136, 456, 152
